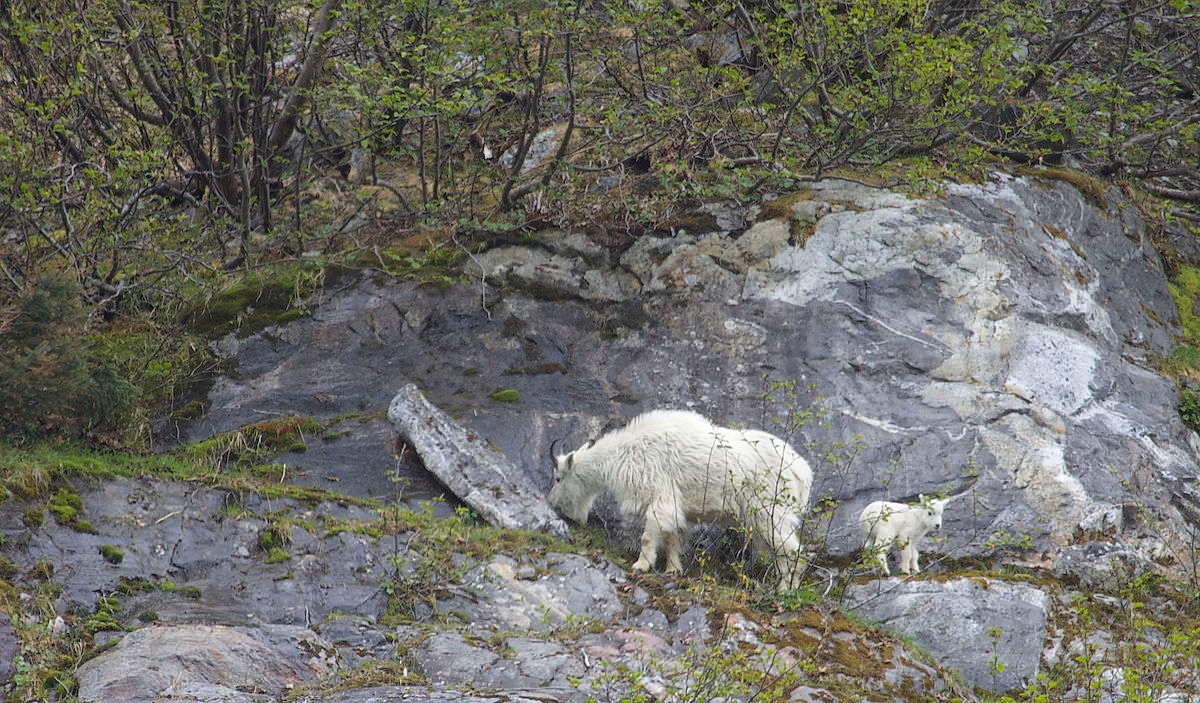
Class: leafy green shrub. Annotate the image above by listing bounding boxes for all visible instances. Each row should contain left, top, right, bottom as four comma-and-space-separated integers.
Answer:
0, 273, 135, 440
1180, 388, 1200, 432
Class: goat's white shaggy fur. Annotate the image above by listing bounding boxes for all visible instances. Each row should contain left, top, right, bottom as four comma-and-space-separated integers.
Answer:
858, 495, 949, 576
548, 409, 812, 588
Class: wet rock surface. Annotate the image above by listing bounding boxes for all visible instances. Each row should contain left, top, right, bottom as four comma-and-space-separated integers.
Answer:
0, 615, 16, 689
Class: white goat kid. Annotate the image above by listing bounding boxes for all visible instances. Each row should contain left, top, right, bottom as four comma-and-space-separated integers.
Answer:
548, 410, 812, 587
858, 495, 950, 576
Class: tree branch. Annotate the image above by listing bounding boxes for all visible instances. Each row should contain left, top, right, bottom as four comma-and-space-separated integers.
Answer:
265, 0, 345, 155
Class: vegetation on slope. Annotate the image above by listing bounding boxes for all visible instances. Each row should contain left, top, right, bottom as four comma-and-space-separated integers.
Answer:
0, 0, 1197, 442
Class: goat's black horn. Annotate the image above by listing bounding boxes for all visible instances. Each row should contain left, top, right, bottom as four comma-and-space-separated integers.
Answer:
549, 438, 561, 461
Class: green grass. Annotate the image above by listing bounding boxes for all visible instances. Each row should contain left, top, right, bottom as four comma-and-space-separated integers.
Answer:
1169, 266, 1200, 348
0, 428, 373, 507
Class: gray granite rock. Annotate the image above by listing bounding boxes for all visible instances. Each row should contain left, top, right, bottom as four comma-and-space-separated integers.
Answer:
75, 624, 337, 703
436, 553, 625, 633
845, 577, 1051, 692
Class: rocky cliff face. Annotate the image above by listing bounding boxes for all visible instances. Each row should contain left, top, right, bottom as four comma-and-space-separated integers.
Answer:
182, 174, 1196, 579
13, 174, 1198, 701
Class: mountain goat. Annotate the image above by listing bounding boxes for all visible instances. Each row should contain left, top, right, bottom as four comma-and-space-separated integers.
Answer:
547, 409, 812, 588
858, 495, 951, 576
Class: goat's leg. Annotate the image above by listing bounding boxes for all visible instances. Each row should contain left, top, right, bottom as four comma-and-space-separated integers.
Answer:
899, 542, 918, 575
631, 523, 662, 572
662, 528, 686, 573
633, 499, 685, 572
866, 538, 890, 576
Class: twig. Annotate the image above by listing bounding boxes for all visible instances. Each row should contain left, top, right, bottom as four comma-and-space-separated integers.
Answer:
453, 235, 492, 321
154, 510, 182, 525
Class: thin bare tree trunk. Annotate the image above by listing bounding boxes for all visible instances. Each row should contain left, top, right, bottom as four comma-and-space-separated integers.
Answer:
265, 0, 345, 155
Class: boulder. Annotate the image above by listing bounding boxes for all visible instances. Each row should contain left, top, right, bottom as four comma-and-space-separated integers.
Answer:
75, 624, 337, 703
12, 475, 387, 622
845, 577, 1051, 693
433, 553, 626, 633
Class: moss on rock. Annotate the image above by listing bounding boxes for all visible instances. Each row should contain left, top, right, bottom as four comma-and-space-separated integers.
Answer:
98, 545, 125, 565
489, 388, 519, 402
179, 263, 324, 339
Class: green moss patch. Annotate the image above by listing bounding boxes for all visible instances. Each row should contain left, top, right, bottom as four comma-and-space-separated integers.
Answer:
360, 240, 466, 286
98, 545, 125, 565
84, 595, 123, 635
243, 416, 324, 453
265, 547, 292, 564
23, 508, 44, 529
47, 489, 83, 523
46, 487, 99, 533
2, 436, 372, 511
1169, 266, 1200, 346
179, 415, 325, 471
179, 263, 324, 339
758, 192, 826, 247
489, 388, 519, 402
1016, 167, 1109, 208
161, 581, 203, 599
117, 577, 158, 595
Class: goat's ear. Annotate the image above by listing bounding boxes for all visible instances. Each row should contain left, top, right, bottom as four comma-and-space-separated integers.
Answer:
585, 438, 596, 449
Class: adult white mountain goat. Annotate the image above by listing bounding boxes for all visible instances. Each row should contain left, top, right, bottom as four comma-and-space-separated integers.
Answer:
547, 409, 812, 588
858, 495, 952, 576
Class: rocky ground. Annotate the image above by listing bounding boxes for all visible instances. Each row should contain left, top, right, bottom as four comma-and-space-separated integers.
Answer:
1, 473, 1037, 702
